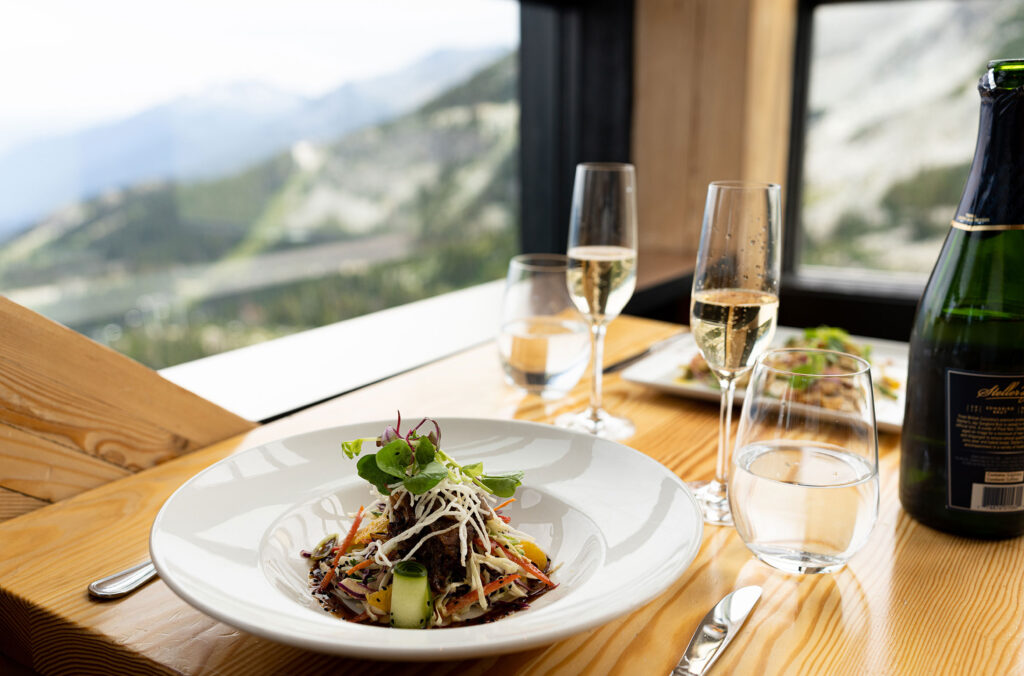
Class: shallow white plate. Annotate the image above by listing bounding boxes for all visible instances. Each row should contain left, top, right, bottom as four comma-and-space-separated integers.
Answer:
621, 327, 908, 433
150, 417, 703, 661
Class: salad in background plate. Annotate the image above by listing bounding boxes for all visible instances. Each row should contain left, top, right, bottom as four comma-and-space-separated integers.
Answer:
621, 326, 908, 432
679, 326, 902, 401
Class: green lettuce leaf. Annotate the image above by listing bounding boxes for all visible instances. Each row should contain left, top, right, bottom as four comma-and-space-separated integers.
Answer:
414, 436, 436, 467
376, 439, 413, 478
357, 455, 395, 494
403, 460, 447, 494
479, 471, 524, 498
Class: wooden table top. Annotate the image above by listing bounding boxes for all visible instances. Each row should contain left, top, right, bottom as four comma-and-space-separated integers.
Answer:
2, 315, 1022, 675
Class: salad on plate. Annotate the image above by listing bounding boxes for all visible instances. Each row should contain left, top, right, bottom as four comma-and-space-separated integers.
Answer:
678, 325, 901, 400
303, 414, 557, 629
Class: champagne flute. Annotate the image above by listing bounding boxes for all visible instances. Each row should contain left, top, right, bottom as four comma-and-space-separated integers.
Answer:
688, 181, 781, 525
556, 163, 638, 439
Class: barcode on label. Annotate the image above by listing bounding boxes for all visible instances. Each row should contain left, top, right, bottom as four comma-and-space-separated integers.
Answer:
970, 483, 1024, 511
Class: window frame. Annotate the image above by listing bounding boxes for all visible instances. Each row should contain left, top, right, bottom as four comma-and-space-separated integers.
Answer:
168, 0, 947, 421
779, 0, 935, 341
520, 1, 685, 320
517, 0, 930, 342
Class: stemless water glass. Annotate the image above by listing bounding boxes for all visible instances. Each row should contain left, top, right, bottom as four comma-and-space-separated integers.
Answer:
730, 348, 880, 574
555, 163, 638, 439
688, 181, 781, 525
498, 254, 590, 398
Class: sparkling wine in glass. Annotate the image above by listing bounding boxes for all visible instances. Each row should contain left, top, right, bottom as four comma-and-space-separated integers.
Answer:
556, 163, 638, 439
688, 181, 781, 525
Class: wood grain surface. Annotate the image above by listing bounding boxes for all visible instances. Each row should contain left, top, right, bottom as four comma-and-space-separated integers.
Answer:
0, 487, 49, 520
0, 298, 256, 521
1, 316, 1023, 675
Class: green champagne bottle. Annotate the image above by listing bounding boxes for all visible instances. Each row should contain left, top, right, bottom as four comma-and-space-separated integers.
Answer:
899, 59, 1024, 539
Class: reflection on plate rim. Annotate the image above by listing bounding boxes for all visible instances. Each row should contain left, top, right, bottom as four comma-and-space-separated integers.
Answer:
150, 417, 704, 661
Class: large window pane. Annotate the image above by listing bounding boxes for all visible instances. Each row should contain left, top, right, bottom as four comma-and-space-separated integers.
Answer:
0, 1, 520, 368
798, 0, 1020, 280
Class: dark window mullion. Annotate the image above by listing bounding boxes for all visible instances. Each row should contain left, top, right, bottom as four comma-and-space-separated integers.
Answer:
519, 0, 634, 256
520, 3, 566, 255
780, 0, 923, 340
783, 0, 817, 276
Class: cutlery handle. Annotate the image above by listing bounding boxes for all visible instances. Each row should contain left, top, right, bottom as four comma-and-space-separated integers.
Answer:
670, 586, 761, 676
88, 560, 158, 599
670, 658, 699, 676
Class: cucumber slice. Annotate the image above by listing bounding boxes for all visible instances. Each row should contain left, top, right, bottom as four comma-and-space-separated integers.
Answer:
390, 561, 432, 629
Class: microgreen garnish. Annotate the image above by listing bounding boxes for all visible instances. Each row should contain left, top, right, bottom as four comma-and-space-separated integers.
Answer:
375, 439, 414, 478
789, 352, 827, 390
356, 455, 394, 494
341, 414, 524, 497
477, 473, 524, 498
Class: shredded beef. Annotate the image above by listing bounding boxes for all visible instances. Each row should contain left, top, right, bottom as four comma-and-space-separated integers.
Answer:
388, 493, 416, 537
420, 517, 465, 592
387, 493, 466, 592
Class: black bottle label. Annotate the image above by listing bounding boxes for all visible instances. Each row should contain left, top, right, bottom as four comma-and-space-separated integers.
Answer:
946, 369, 1024, 512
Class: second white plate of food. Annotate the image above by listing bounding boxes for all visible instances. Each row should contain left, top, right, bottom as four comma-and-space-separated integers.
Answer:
621, 326, 908, 432
150, 417, 703, 661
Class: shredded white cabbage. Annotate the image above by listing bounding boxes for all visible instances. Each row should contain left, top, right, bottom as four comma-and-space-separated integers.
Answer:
314, 456, 549, 627
374, 480, 493, 564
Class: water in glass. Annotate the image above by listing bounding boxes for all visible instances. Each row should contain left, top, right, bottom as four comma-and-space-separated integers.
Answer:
729, 348, 880, 574
499, 254, 589, 398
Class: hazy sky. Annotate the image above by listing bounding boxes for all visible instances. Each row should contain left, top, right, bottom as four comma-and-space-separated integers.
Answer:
0, 0, 518, 146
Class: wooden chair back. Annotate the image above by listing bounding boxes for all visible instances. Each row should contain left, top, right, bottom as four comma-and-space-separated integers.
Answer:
0, 298, 255, 521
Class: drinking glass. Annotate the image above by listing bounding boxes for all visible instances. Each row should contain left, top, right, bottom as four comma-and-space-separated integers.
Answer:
730, 348, 880, 574
555, 163, 638, 439
688, 181, 781, 525
498, 254, 590, 398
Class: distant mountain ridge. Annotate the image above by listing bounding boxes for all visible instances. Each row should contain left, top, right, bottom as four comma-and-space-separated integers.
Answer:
1, 50, 519, 335
0, 47, 507, 239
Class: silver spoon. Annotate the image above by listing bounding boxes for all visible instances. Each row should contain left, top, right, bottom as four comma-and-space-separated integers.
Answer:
87, 560, 158, 599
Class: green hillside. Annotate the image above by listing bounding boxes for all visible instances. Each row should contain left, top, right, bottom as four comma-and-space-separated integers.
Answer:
1, 51, 519, 368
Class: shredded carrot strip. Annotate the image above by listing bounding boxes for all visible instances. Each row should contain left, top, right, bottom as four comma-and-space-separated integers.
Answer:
316, 567, 338, 594
335, 506, 365, 560
317, 506, 365, 592
316, 571, 336, 593
344, 558, 374, 576
445, 574, 520, 614
350, 611, 371, 623
494, 539, 556, 588
494, 497, 516, 511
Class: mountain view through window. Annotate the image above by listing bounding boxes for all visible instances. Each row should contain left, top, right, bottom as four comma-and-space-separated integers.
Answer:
799, 0, 1023, 280
0, 1, 520, 369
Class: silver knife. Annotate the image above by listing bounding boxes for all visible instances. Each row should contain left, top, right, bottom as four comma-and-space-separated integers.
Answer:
604, 332, 686, 374
670, 585, 762, 676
